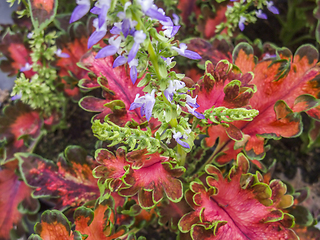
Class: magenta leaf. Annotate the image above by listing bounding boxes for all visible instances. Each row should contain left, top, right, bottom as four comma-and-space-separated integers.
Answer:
93, 148, 185, 209
17, 146, 99, 209
178, 154, 298, 239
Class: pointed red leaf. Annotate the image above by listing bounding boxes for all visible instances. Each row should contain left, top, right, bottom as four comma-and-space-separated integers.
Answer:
0, 161, 39, 240
178, 154, 298, 239
18, 146, 99, 209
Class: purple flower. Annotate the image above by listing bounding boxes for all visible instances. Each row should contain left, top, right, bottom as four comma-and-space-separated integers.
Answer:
95, 35, 122, 59
55, 49, 70, 58
158, 9, 180, 38
113, 55, 128, 68
70, 0, 91, 23
11, 92, 22, 101
116, 2, 134, 37
127, 30, 146, 62
255, 9, 267, 19
238, 16, 246, 31
90, 0, 111, 28
161, 56, 174, 66
172, 13, 179, 26
172, 131, 190, 148
171, 43, 201, 60
266, 1, 279, 14
164, 80, 185, 102
137, 0, 167, 21
87, 18, 107, 48
186, 104, 205, 119
129, 58, 139, 84
20, 63, 32, 72
129, 89, 156, 121
185, 95, 199, 108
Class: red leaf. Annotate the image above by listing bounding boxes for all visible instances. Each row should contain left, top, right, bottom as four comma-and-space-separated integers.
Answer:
94, 148, 185, 209
0, 161, 38, 240
178, 154, 298, 239
0, 31, 35, 78
74, 199, 126, 240
202, 43, 320, 165
0, 101, 43, 163
18, 146, 99, 209
31, 210, 82, 240
79, 52, 147, 124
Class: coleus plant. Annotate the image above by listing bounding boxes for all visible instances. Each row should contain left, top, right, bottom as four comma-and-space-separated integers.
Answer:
1, 0, 320, 239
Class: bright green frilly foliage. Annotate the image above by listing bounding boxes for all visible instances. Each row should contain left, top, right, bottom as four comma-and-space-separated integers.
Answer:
203, 106, 259, 126
11, 31, 66, 115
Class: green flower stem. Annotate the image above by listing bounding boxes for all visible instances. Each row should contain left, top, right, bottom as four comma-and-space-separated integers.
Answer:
131, 9, 163, 81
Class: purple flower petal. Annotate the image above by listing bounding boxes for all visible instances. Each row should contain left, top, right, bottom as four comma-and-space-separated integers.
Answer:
144, 99, 154, 121
113, 56, 128, 68
145, 8, 167, 21
130, 66, 137, 84
122, 19, 130, 38
192, 110, 205, 119
238, 16, 246, 31
70, 4, 91, 23
164, 89, 173, 102
98, 4, 110, 28
129, 101, 144, 110
172, 13, 179, 25
255, 10, 267, 19
110, 26, 121, 35
58, 53, 70, 58
95, 45, 118, 59
268, 6, 279, 14
87, 30, 106, 48
90, 6, 101, 14
128, 42, 139, 62
183, 50, 201, 60
176, 138, 190, 148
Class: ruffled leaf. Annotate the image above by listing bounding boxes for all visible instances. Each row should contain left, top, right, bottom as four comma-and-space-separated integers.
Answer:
178, 154, 297, 239
202, 43, 320, 165
17, 146, 99, 209
93, 148, 185, 209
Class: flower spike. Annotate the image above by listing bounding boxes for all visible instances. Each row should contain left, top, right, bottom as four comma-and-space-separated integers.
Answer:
69, 0, 91, 23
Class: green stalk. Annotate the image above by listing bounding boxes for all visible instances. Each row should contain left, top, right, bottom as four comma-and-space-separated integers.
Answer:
131, 10, 163, 81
